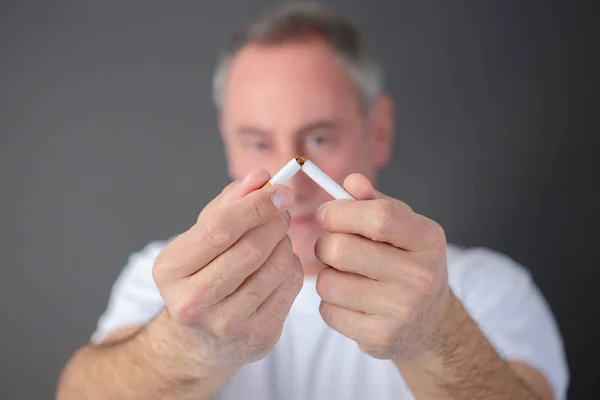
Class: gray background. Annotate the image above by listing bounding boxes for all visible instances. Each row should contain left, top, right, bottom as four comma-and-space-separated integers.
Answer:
1, 0, 597, 398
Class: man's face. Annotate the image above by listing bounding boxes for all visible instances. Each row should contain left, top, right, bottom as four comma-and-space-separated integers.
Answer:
220, 37, 393, 273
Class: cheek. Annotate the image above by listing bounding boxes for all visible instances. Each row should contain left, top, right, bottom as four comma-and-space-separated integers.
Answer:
226, 149, 251, 180
314, 150, 369, 185
322, 163, 350, 184
227, 147, 288, 182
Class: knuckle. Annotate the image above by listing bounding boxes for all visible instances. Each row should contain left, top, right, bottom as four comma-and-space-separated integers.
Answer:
152, 258, 169, 287
423, 218, 446, 250
398, 200, 413, 212
274, 293, 293, 311
204, 216, 234, 248
380, 199, 396, 215
238, 237, 267, 266
400, 304, 419, 323
389, 301, 406, 320
221, 180, 239, 195
250, 201, 269, 223
246, 290, 262, 303
371, 202, 395, 240
170, 300, 199, 327
210, 310, 238, 337
247, 325, 271, 345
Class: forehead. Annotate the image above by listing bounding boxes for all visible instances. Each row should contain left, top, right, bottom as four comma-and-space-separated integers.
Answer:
222, 38, 362, 131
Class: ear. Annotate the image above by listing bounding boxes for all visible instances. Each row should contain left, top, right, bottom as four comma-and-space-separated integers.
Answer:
369, 93, 395, 168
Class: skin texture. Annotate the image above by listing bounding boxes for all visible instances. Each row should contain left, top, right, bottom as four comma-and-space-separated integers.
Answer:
56, 36, 554, 399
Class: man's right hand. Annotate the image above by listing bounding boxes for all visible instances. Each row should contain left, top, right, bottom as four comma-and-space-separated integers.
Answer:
152, 169, 303, 373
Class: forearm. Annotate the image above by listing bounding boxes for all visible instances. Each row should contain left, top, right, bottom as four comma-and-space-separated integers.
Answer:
394, 293, 542, 400
56, 310, 237, 400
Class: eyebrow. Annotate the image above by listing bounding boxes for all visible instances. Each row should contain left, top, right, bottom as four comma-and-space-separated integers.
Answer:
236, 120, 338, 137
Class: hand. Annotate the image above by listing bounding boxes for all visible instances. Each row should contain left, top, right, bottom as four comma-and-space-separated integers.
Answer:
314, 174, 454, 362
152, 169, 303, 372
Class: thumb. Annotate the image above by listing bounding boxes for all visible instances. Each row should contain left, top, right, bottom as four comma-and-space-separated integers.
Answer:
342, 173, 386, 201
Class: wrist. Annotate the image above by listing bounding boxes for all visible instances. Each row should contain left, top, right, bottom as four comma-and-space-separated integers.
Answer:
394, 289, 467, 371
146, 309, 239, 383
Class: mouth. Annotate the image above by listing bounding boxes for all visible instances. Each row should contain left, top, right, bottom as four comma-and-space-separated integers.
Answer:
290, 213, 316, 225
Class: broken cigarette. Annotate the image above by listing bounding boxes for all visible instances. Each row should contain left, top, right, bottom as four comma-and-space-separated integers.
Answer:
300, 158, 355, 200
263, 156, 355, 200
261, 158, 302, 187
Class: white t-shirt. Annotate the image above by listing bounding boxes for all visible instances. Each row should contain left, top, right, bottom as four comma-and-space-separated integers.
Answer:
91, 240, 569, 399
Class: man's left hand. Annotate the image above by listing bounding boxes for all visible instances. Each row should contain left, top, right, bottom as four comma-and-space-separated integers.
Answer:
314, 173, 457, 362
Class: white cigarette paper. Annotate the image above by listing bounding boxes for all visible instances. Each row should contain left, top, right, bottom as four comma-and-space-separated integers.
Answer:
263, 157, 355, 201
265, 158, 301, 186
301, 159, 355, 200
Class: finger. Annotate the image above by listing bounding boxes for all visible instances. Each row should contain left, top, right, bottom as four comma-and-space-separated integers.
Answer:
316, 267, 402, 315
197, 169, 272, 221
316, 198, 438, 251
342, 174, 412, 211
343, 173, 378, 201
319, 301, 378, 344
220, 168, 273, 207
181, 212, 290, 307
314, 233, 435, 292
163, 183, 294, 279
251, 253, 304, 329
217, 235, 295, 322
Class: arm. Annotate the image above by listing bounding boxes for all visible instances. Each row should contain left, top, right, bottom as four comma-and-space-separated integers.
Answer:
394, 291, 553, 400
57, 169, 302, 399
56, 310, 237, 400
313, 174, 567, 400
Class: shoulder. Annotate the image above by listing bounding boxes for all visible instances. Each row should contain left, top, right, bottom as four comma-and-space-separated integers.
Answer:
90, 236, 176, 343
445, 244, 569, 399
446, 244, 534, 306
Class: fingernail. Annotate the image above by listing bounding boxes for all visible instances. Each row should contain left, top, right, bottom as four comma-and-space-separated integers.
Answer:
316, 204, 327, 225
271, 189, 291, 210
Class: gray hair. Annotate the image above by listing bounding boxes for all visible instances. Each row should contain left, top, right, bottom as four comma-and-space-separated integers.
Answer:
212, 2, 383, 113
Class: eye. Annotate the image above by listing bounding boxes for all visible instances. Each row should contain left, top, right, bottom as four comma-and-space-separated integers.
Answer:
307, 135, 328, 146
244, 140, 269, 150
252, 141, 268, 149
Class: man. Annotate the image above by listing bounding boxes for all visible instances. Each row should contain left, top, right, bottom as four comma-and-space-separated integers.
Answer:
56, 3, 568, 399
